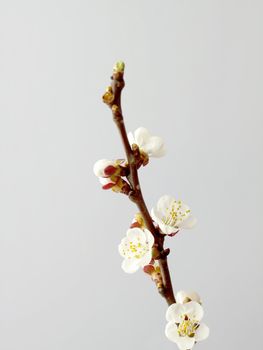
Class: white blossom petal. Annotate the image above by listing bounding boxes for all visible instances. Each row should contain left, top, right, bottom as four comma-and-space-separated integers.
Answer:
127, 132, 135, 145
178, 216, 197, 229
157, 195, 175, 214
93, 159, 115, 177
152, 143, 166, 157
176, 291, 201, 304
176, 336, 195, 350
99, 177, 115, 186
165, 322, 180, 343
128, 127, 165, 158
151, 208, 176, 235
195, 323, 209, 342
139, 250, 153, 267
134, 127, 151, 146
166, 303, 184, 323
143, 136, 166, 157
159, 222, 178, 235
126, 227, 146, 243
150, 207, 160, 223
118, 237, 129, 258
121, 259, 140, 273
182, 301, 204, 322
144, 229, 155, 247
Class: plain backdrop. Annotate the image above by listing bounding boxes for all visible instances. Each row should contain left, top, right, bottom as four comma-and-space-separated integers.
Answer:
0, 1, 262, 349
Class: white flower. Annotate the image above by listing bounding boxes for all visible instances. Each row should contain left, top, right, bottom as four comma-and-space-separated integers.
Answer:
93, 159, 116, 177
118, 227, 155, 273
176, 291, 201, 305
151, 195, 197, 235
165, 301, 209, 350
128, 127, 166, 158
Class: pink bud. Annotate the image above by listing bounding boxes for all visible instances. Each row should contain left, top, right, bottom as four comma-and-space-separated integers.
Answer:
104, 165, 117, 176
143, 265, 155, 275
93, 159, 116, 177
102, 182, 115, 190
99, 177, 115, 190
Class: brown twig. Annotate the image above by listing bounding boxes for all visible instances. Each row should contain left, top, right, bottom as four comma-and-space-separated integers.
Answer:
103, 64, 175, 306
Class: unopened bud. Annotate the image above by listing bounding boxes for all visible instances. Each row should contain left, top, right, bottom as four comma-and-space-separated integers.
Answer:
113, 61, 125, 73
152, 246, 160, 259
102, 86, 114, 104
143, 265, 155, 275
112, 104, 119, 114
140, 150, 149, 167
135, 213, 145, 227
99, 177, 116, 190
93, 159, 116, 178
111, 177, 128, 194
104, 165, 117, 176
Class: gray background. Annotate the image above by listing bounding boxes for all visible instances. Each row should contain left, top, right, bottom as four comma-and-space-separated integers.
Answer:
0, 1, 262, 349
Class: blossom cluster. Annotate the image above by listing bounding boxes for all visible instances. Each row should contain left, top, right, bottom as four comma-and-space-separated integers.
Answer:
117, 193, 196, 274
93, 127, 165, 193
93, 124, 209, 349
93, 158, 129, 192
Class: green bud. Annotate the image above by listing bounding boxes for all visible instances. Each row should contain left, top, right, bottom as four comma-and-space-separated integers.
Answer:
113, 61, 125, 73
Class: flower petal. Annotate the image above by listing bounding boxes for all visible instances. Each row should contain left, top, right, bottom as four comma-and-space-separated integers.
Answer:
195, 323, 209, 342
93, 159, 114, 177
176, 291, 201, 304
159, 222, 178, 235
183, 301, 204, 322
152, 143, 166, 157
178, 216, 197, 229
165, 322, 180, 343
126, 227, 146, 243
99, 177, 115, 185
127, 131, 135, 145
176, 336, 195, 350
157, 195, 176, 214
134, 127, 151, 146
151, 208, 176, 235
139, 250, 153, 267
121, 259, 140, 273
143, 136, 165, 157
118, 237, 129, 258
151, 207, 161, 223
166, 303, 184, 323
144, 229, 155, 247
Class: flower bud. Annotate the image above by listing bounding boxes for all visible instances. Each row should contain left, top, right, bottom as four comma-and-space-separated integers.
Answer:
143, 264, 155, 275
104, 165, 117, 176
113, 61, 125, 73
102, 86, 114, 104
176, 291, 202, 305
144, 263, 164, 290
111, 177, 130, 194
99, 177, 115, 190
152, 246, 160, 259
93, 159, 117, 177
130, 213, 145, 229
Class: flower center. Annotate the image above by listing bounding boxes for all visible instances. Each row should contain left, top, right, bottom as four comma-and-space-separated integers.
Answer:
178, 317, 198, 337
162, 201, 190, 227
124, 238, 149, 260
